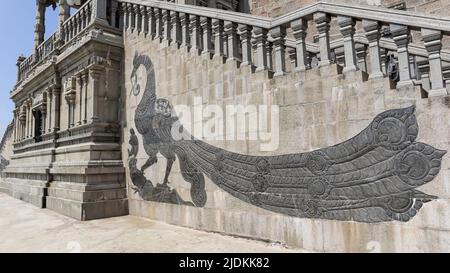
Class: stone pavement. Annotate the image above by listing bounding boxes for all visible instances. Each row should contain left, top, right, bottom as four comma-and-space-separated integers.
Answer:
0, 193, 301, 253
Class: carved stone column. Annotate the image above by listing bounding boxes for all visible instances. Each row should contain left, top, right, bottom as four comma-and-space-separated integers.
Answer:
270, 26, 287, 77
314, 12, 331, 67
238, 24, 252, 68
88, 67, 103, 123
363, 19, 383, 79
126, 3, 133, 31
291, 18, 308, 72
338, 16, 357, 73
41, 92, 47, 135
47, 86, 53, 133
390, 24, 413, 87
51, 83, 62, 132
82, 71, 89, 124
212, 19, 224, 57
76, 74, 83, 125
34, 0, 46, 49
252, 27, 268, 72
417, 57, 431, 93
422, 28, 448, 96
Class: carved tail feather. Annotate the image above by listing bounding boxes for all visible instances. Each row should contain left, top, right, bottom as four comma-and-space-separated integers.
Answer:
172, 106, 445, 222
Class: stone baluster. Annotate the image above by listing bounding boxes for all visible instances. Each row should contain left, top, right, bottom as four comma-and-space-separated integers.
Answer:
212, 19, 225, 57
390, 24, 413, 87
252, 27, 268, 72
117, 3, 124, 30
180, 13, 189, 48
270, 26, 287, 76
201, 17, 213, 56
148, 7, 155, 38
27, 101, 32, 138
141, 6, 148, 35
291, 18, 308, 72
155, 8, 163, 40
162, 10, 171, 43
171, 11, 181, 45
189, 15, 201, 54
224, 21, 239, 62
356, 44, 367, 72
380, 48, 387, 75
134, 4, 141, 33
111, 0, 119, 28
129, 4, 135, 31
422, 28, 448, 96
335, 47, 345, 67
362, 19, 383, 79
314, 12, 331, 67
417, 57, 431, 92
266, 41, 273, 71
126, 3, 133, 31
238, 24, 252, 68
338, 16, 357, 73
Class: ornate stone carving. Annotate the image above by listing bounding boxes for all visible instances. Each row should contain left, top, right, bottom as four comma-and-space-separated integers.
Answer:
128, 52, 446, 223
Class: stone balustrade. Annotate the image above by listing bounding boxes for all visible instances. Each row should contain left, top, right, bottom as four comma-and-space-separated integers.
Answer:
16, 0, 118, 85
121, 0, 450, 97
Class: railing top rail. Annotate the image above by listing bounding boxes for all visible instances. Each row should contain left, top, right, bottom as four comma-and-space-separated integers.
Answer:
121, 0, 450, 33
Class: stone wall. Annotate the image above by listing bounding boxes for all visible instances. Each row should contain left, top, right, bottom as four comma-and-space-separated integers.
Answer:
122, 29, 450, 252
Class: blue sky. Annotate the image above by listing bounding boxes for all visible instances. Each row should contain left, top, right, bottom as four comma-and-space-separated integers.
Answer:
0, 2, 59, 137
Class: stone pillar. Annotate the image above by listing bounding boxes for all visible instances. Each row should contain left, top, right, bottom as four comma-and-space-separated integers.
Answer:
356, 44, 367, 73
225, 21, 239, 62
76, 74, 83, 125
189, 15, 201, 54
201, 17, 213, 56
238, 24, 252, 67
59, 0, 71, 26
52, 83, 62, 132
41, 93, 47, 135
270, 26, 287, 77
92, 0, 108, 25
13, 109, 18, 142
34, 0, 46, 49
47, 87, 53, 133
363, 19, 383, 79
213, 19, 224, 57
266, 42, 273, 71
252, 27, 268, 72
422, 28, 448, 96
390, 24, 413, 87
380, 48, 387, 75
81, 71, 89, 124
88, 67, 103, 123
338, 16, 357, 73
314, 12, 331, 67
291, 18, 308, 72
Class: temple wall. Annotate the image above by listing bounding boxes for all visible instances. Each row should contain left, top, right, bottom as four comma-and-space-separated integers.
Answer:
122, 30, 450, 252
